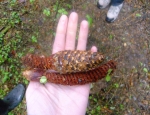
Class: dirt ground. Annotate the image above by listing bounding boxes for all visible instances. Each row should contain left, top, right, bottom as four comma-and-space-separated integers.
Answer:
35, 0, 150, 114
84, 0, 150, 114
1, 0, 150, 114
34, 0, 150, 115
82, 0, 150, 114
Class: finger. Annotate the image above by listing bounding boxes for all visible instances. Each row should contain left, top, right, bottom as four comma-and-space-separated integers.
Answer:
77, 20, 89, 50
53, 15, 68, 54
65, 12, 78, 50
91, 46, 97, 52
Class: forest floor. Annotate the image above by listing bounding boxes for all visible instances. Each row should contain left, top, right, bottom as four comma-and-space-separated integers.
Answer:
0, 0, 150, 115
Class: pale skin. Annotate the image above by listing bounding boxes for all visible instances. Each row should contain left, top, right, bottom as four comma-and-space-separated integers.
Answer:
26, 12, 97, 115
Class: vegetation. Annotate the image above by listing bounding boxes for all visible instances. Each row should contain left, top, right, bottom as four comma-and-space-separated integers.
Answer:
0, 0, 149, 115
0, 0, 72, 114
0, 1, 27, 84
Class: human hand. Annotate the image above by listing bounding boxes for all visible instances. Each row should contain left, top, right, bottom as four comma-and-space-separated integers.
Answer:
26, 12, 97, 115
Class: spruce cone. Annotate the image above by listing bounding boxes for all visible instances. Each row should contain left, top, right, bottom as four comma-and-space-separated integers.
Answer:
22, 50, 104, 74
23, 60, 116, 85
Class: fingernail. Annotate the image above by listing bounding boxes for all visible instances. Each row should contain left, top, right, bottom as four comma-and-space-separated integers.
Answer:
60, 15, 67, 26
70, 12, 78, 22
81, 20, 88, 29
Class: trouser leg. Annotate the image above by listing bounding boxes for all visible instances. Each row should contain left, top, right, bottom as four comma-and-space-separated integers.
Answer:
111, 0, 124, 5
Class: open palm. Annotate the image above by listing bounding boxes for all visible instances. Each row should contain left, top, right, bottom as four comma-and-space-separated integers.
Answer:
26, 12, 97, 115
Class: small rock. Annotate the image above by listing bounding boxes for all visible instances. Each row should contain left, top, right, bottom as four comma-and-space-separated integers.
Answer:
124, 43, 127, 47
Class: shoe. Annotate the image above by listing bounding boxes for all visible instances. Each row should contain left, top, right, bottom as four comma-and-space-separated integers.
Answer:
97, 0, 111, 9
0, 99, 9, 115
106, 2, 124, 23
2, 84, 25, 114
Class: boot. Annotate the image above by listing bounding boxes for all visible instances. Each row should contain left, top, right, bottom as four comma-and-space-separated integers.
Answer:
0, 84, 25, 115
